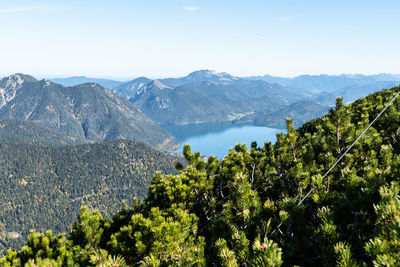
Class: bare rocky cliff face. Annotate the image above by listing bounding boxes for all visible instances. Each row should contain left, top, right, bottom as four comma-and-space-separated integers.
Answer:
0, 74, 30, 109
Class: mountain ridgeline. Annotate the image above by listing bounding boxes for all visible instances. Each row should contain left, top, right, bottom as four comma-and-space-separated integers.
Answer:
49, 71, 400, 129
248, 73, 400, 95
0, 74, 179, 151
2, 86, 399, 266
118, 70, 308, 125
111, 70, 400, 128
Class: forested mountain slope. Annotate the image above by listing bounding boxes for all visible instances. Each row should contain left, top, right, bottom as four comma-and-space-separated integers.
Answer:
1, 86, 399, 266
0, 119, 86, 146
0, 74, 179, 152
0, 140, 181, 255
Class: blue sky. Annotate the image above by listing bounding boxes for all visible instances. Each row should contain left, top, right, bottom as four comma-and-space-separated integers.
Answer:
0, 0, 399, 79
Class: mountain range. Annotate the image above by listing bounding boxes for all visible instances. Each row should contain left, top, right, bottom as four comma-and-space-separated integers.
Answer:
247, 73, 400, 92
115, 70, 309, 125
0, 74, 179, 151
4, 70, 399, 139
111, 70, 399, 127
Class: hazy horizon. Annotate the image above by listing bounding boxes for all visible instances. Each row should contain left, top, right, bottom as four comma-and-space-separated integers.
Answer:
2, 70, 400, 82
1, 0, 399, 78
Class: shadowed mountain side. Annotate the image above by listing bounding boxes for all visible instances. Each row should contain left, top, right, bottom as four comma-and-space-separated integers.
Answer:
0, 74, 179, 152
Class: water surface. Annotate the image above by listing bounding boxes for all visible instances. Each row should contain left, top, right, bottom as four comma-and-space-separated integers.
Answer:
163, 123, 284, 158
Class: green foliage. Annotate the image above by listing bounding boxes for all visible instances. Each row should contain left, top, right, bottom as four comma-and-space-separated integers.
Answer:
1, 86, 399, 266
334, 242, 359, 267
108, 206, 205, 266
252, 237, 283, 267
0, 140, 180, 253
215, 238, 238, 267
316, 207, 340, 265
0, 230, 74, 266
89, 249, 127, 267
365, 182, 400, 266
70, 207, 105, 248
24, 258, 60, 267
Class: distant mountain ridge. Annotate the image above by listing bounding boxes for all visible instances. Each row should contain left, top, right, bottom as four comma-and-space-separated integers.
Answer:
0, 74, 179, 151
247, 73, 400, 95
50, 76, 124, 89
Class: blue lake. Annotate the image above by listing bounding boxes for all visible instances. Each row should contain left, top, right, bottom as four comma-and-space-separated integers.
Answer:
162, 122, 284, 158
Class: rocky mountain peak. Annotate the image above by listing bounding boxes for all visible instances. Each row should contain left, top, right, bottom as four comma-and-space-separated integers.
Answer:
40, 79, 55, 88
186, 69, 235, 82
0, 74, 37, 109
136, 80, 171, 97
